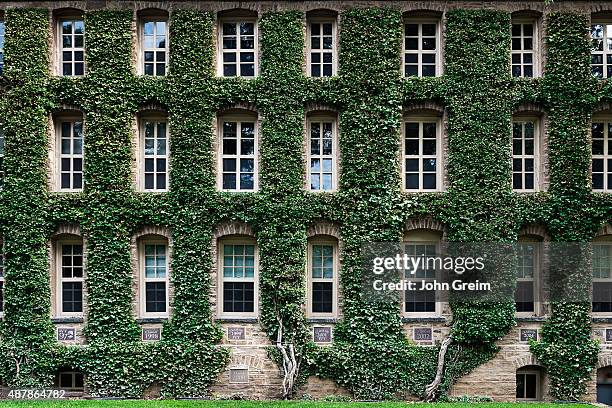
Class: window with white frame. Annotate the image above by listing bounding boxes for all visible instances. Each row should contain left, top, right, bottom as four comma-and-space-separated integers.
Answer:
219, 117, 257, 191
516, 368, 541, 401
512, 119, 538, 191
402, 117, 441, 191
219, 20, 257, 77
307, 116, 337, 191
592, 238, 612, 313
591, 22, 612, 79
219, 239, 257, 316
307, 238, 337, 317
140, 239, 169, 316
403, 20, 439, 77
403, 230, 440, 315
0, 128, 5, 190
56, 118, 84, 191
0, 20, 5, 75
59, 18, 85, 76
592, 120, 612, 191
511, 21, 536, 78
0, 242, 4, 315
57, 240, 84, 316
515, 238, 538, 314
141, 19, 168, 76
307, 19, 336, 77
56, 370, 84, 391
141, 119, 168, 191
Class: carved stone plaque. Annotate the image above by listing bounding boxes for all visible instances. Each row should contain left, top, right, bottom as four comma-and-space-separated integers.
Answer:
142, 328, 161, 341
57, 327, 76, 342
227, 327, 245, 340
520, 328, 538, 342
413, 328, 433, 342
229, 368, 249, 384
313, 326, 332, 343
606, 328, 612, 342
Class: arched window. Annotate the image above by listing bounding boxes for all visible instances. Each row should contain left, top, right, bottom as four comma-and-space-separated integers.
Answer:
402, 11, 442, 77
306, 111, 338, 192
51, 231, 85, 317
402, 110, 442, 192
137, 234, 170, 317
217, 235, 258, 317
138, 111, 169, 192
306, 10, 338, 77
217, 110, 258, 191
593, 233, 612, 313
512, 113, 543, 192
307, 235, 338, 317
217, 9, 258, 78
591, 112, 612, 191
591, 12, 612, 79
516, 365, 545, 401
53, 111, 84, 192
515, 235, 542, 315
54, 9, 86, 76
511, 11, 542, 78
138, 9, 169, 76
403, 229, 441, 316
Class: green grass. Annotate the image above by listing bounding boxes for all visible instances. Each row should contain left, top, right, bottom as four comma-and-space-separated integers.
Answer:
0, 401, 594, 408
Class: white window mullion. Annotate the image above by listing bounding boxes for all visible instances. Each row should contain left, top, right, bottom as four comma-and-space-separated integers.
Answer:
220, 118, 256, 191
142, 20, 167, 76
58, 119, 84, 192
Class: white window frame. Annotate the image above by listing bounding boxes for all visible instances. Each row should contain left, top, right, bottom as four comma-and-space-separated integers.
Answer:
592, 237, 612, 315
217, 238, 258, 319
0, 240, 4, 318
306, 115, 338, 192
0, 20, 6, 75
511, 19, 538, 78
0, 128, 5, 190
516, 369, 540, 401
217, 19, 258, 78
512, 117, 540, 192
403, 230, 441, 318
592, 118, 612, 192
306, 238, 338, 318
591, 20, 612, 79
139, 17, 169, 76
217, 115, 258, 192
56, 239, 85, 318
515, 237, 540, 317
57, 17, 86, 77
139, 117, 169, 192
402, 18, 441, 78
401, 116, 442, 192
306, 18, 337, 77
55, 116, 84, 192
139, 238, 169, 318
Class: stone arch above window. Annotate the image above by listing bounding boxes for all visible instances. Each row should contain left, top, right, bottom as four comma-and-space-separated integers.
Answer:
132, 226, 171, 319
307, 222, 340, 240
402, 9, 443, 18
513, 103, 545, 116
404, 217, 447, 240
52, 223, 83, 238
403, 101, 444, 118
133, 225, 171, 242
137, 101, 168, 115
518, 224, 549, 241
217, 8, 257, 19
137, 8, 169, 19
213, 222, 255, 239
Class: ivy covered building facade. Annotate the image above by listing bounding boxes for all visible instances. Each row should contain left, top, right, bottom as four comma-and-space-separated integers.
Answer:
1, 0, 612, 402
